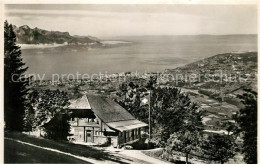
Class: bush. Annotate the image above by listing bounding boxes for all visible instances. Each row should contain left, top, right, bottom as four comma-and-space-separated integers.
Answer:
129, 138, 156, 150
42, 112, 71, 141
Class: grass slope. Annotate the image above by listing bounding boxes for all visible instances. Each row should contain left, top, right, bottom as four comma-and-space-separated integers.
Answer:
5, 139, 89, 163
4, 131, 132, 164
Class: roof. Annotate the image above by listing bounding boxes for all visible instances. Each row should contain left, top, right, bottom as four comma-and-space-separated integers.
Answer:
87, 94, 135, 123
68, 94, 148, 131
107, 120, 148, 132
68, 95, 91, 109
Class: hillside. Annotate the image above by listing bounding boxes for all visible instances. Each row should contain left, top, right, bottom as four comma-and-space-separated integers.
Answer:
166, 52, 257, 85
12, 25, 101, 45
164, 51, 257, 107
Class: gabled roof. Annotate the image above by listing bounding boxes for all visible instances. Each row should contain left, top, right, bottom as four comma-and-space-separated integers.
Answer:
87, 94, 135, 123
68, 95, 91, 109
68, 94, 148, 131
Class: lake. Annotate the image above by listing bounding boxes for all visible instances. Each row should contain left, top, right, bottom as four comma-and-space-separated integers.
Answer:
21, 35, 257, 79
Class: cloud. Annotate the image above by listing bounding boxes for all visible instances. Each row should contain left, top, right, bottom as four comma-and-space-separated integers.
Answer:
4, 4, 257, 37
5, 9, 115, 18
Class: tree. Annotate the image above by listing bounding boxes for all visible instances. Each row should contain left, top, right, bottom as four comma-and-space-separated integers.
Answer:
23, 105, 36, 132
72, 85, 83, 99
27, 89, 71, 140
115, 82, 148, 123
166, 131, 202, 164
164, 95, 203, 164
146, 76, 157, 90
32, 89, 70, 126
115, 80, 203, 147
42, 112, 71, 140
235, 88, 257, 164
4, 20, 30, 131
150, 87, 203, 146
202, 134, 236, 164
23, 90, 40, 132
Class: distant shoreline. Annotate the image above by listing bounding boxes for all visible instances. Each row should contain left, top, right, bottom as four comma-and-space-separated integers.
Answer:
18, 43, 68, 49
18, 40, 131, 50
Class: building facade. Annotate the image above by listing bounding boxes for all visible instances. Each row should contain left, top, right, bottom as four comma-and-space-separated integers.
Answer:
67, 95, 147, 147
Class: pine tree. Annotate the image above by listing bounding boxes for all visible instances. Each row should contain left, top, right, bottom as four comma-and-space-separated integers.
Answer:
4, 20, 30, 131
235, 88, 257, 164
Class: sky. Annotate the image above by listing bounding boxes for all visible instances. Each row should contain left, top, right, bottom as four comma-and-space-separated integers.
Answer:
4, 4, 257, 37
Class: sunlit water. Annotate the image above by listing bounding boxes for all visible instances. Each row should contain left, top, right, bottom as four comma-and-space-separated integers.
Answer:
21, 35, 257, 79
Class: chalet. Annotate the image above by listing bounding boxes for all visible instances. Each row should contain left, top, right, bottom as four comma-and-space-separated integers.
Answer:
67, 94, 148, 147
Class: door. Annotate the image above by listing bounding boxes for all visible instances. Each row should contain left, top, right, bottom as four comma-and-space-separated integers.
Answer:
86, 130, 92, 142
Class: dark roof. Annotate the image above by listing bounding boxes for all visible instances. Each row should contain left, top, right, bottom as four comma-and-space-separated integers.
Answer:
87, 94, 135, 123
68, 95, 91, 109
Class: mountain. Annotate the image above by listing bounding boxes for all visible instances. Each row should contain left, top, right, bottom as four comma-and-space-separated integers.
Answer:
12, 25, 101, 45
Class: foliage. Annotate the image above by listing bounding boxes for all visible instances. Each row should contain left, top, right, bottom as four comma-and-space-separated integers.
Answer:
166, 131, 202, 164
129, 138, 153, 150
26, 89, 71, 140
116, 82, 148, 123
202, 134, 236, 164
115, 79, 204, 147
235, 88, 257, 164
72, 85, 83, 99
150, 87, 203, 146
31, 89, 70, 126
23, 90, 40, 131
23, 106, 36, 132
115, 78, 204, 163
4, 20, 30, 131
43, 112, 71, 140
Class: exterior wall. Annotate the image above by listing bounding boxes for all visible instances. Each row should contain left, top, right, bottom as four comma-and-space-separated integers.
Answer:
69, 126, 146, 147
69, 116, 117, 145
117, 128, 143, 147
69, 126, 85, 142
69, 126, 101, 142
68, 113, 146, 147
93, 136, 108, 145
